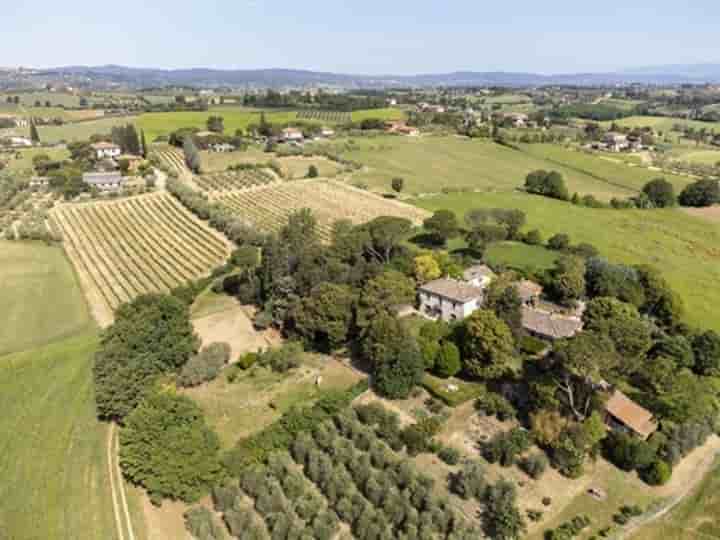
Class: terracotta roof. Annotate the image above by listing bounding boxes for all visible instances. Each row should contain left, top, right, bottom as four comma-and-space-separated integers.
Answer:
419, 278, 484, 304
604, 391, 658, 439
514, 280, 543, 302
522, 307, 583, 340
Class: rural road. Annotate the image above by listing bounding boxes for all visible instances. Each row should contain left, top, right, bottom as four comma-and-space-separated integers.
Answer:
107, 423, 136, 540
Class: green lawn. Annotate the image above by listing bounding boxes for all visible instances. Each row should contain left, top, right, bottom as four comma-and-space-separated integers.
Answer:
0, 241, 95, 356
670, 149, 720, 165
484, 241, 559, 272
632, 460, 720, 540
0, 333, 119, 540
413, 192, 720, 332
338, 136, 683, 201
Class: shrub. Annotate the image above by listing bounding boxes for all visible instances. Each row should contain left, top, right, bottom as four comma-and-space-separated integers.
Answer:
307, 164, 319, 178
520, 453, 549, 479
449, 460, 486, 500
548, 233, 570, 251
482, 428, 532, 467
237, 352, 259, 370
184, 506, 227, 540
640, 459, 672, 486
474, 392, 516, 422
178, 342, 230, 387
520, 335, 549, 356
524, 229, 543, 245
434, 341, 461, 378
438, 446, 461, 465
257, 342, 303, 373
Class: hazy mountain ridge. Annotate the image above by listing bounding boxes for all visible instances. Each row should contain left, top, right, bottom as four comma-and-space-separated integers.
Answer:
4, 63, 720, 89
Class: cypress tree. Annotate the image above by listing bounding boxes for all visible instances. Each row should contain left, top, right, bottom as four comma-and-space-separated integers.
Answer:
29, 121, 40, 144
140, 129, 148, 157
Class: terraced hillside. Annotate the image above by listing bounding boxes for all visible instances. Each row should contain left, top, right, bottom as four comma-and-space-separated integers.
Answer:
51, 192, 232, 326
216, 179, 430, 241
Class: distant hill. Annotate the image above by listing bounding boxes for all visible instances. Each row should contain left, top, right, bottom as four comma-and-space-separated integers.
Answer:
3, 63, 720, 90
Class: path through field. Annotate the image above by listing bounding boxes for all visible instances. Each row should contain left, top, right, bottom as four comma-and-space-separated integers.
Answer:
107, 423, 136, 540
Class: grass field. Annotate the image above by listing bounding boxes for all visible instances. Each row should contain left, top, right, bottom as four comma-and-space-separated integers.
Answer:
515, 143, 693, 193
338, 136, 688, 200
0, 333, 120, 540
601, 115, 720, 134
350, 107, 405, 122
137, 108, 299, 141
670, 148, 720, 165
0, 240, 95, 356
632, 461, 720, 540
413, 192, 720, 332
33, 116, 139, 144
1, 91, 82, 108
484, 241, 559, 271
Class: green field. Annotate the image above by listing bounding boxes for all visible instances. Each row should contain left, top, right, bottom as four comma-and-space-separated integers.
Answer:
0, 241, 94, 356
0, 333, 119, 540
137, 108, 298, 141
413, 192, 720, 332
670, 149, 720, 165
515, 143, 693, 193
601, 115, 720, 134
632, 461, 720, 540
32, 116, 139, 144
338, 136, 688, 200
350, 107, 405, 122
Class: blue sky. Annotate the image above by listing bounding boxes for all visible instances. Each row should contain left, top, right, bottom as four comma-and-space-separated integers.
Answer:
3, 0, 719, 74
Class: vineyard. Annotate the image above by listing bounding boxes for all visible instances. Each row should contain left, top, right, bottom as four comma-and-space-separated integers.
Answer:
51, 192, 232, 326
195, 167, 278, 193
216, 180, 430, 241
154, 146, 190, 176
297, 110, 352, 124
209, 404, 483, 540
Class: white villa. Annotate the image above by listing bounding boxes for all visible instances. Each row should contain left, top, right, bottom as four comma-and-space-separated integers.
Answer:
418, 278, 485, 321
91, 142, 121, 160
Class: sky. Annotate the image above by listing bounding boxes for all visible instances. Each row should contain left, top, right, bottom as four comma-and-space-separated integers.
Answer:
2, 0, 719, 74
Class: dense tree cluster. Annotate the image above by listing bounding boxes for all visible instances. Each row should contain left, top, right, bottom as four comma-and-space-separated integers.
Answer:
93, 293, 199, 420
120, 388, 222, 503
524, 170, 570, 201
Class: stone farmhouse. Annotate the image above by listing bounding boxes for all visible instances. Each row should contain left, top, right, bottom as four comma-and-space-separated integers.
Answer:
418, 278, 486, 322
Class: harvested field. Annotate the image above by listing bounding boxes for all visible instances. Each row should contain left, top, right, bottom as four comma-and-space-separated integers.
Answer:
50, 192, 232, 325
216, 179, 430, 240
193, 304, 274, 361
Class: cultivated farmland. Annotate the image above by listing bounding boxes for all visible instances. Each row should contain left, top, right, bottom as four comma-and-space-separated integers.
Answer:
297, 109, 352, 123
154, 145, 190, 176
217, 179, 430, 241
51, 193, 233, 325
194, 167, 277, 192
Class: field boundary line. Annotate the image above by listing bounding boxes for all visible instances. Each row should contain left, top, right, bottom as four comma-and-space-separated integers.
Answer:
114, 426, 137, 540
107, 424, 126, 540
